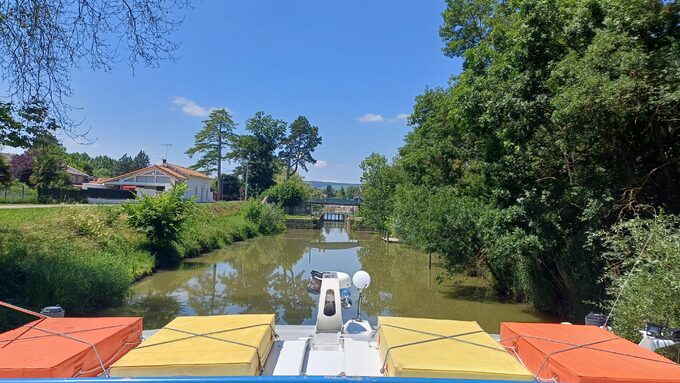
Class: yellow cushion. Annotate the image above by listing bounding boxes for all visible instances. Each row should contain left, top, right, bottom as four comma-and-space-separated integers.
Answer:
110, 314, 275, 377
377, 316, 533, 381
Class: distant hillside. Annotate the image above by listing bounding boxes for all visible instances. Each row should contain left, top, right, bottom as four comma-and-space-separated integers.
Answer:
306, 180, 360, 190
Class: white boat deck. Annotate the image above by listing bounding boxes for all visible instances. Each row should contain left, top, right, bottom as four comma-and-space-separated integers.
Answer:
263, 325, 381, 377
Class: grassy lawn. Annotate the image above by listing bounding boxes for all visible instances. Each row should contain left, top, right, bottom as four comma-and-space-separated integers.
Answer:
0, 201, 262, 329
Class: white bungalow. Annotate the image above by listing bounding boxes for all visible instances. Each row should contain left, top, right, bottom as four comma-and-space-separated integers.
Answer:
85, 160, 213, 202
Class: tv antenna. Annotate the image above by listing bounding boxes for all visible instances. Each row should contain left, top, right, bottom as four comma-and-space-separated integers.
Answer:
161, 143, 172, 162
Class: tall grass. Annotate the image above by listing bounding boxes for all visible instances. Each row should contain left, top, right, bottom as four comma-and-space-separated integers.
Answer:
0, 201, 279, 330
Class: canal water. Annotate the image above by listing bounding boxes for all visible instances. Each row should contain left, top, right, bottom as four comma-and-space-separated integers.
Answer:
99, 224, 550, 333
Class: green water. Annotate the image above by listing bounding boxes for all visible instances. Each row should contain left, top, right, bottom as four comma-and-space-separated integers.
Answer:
99, 224, 551, 332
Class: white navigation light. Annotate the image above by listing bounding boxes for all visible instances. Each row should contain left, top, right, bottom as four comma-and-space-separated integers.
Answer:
352, 270, 371, 290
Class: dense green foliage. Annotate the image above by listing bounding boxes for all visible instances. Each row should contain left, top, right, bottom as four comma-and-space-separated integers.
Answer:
0, 155, 9, 186
0, 102, 58, 148
596, 214, 680, 361
0, 201, 272, 330
229, 112, 287, 195
361, 0, 680, 323
64, 150, 150, 177
29, 136, 70, 193
242, 199, 286, 235
359, 153, 401, 234
265, 175, 310, 209
216, 174, 241, 200
123, 183, 196, 266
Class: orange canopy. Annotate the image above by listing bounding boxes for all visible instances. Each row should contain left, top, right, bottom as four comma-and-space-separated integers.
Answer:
500, 322, 680, 383
0, 317, 142, 378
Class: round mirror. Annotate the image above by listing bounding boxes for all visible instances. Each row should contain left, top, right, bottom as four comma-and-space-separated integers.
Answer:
352, 270, 371, 290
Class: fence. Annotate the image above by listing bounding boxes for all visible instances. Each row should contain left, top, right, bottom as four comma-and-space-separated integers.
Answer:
0, 184, 38, 203
0, 184, 137, 204
82, 188, 136, 200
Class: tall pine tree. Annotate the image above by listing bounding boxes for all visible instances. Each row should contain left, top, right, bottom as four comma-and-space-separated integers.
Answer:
185, 109, 236, 199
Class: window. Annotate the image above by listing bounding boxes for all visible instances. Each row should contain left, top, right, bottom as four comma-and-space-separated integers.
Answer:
156, 176, 171, 183
136, 176, 155, 183
122, 177, 135, 182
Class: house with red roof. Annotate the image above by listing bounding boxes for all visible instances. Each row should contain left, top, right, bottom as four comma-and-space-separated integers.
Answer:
84, 160, 213, 202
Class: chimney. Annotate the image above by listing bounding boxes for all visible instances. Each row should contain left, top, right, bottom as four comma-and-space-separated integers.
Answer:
162, 159, 167, 164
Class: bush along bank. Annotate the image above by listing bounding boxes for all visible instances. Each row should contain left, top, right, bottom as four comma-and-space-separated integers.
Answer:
0, 189, 285, 330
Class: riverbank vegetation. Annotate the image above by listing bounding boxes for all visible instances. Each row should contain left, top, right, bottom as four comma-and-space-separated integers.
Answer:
0, 197, 284, 330
360, 0, 680, 346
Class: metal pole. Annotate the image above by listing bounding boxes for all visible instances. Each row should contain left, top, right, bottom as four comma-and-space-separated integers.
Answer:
244, 161, 249, 200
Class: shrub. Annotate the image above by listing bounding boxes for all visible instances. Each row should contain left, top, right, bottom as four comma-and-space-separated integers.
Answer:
242, 198, 285, 235
264, 176, 310, 209
258, 203, 286, 234
242, 198, 263, 222
596, 214, 680, 361
123, 183, 195, 266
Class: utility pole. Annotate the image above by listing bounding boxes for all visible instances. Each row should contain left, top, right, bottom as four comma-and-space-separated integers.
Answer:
244, 159, 249, 200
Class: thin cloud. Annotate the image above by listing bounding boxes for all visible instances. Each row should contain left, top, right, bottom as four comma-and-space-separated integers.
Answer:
357, 113, 384, 123
313, 160, 328, 169
396, 113, 409, 120
173, 97, 228, 117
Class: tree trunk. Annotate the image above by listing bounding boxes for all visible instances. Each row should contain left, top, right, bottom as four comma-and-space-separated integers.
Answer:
217, 127, 222, 201
286, 157, 293, 179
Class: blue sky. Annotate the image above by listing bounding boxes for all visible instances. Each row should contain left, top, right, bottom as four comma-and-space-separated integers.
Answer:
18, 1, 462, 183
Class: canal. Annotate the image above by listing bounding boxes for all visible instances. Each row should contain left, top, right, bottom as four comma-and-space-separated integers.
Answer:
98, 224, 550, 332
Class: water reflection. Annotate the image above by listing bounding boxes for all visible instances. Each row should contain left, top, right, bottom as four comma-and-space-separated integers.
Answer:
98, 224, 550, 332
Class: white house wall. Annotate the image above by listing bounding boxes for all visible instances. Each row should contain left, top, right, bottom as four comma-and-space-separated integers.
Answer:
185, 177, 213, 203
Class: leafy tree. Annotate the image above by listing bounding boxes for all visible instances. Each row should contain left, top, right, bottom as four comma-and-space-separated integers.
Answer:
265, 176, 310, 209
186, 109, 236, 199
229, 112, 286, 196
372, 0, 680, 320
9, 153, 33, 184
0, 102, 59, 148
91, 155, 117, 175
359, 153, 401, 234
0, 156, 10, 186
440, 0, 497, 57
323, 184, 335, 198
65, 152, 94, 175
279, 116, 322, 178
94, 168, 112, 179
28, 136, 70, 192
217, 174, 241, 200
132, 150, 151, 170
114, 154, 135, 176
345, 185, 359, 199
0, 0, 187, 129
123, 182, 195, 266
